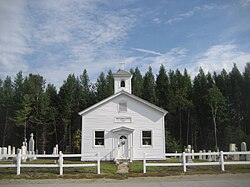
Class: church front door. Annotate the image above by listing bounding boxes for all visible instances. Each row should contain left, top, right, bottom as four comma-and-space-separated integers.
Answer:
117, 135, 128, 159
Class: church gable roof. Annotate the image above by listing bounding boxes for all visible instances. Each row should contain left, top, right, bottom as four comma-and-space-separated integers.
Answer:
113, 69, 132, 77
78, 90, 168, 116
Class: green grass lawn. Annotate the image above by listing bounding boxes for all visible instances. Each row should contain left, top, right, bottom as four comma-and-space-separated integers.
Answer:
0, 158, 250, 180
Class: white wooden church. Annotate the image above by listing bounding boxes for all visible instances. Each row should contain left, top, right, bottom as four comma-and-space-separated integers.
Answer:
78, 69, 168, 161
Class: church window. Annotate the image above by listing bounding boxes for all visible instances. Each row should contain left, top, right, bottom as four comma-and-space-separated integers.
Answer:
94, 131, 104, 146
142, 131, 152, 146
121, 80, 125, 87
119, 102, 127, 112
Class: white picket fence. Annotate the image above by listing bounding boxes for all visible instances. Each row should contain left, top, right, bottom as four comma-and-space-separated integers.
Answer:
143, 151, 250, 173
0, 151, 100, 175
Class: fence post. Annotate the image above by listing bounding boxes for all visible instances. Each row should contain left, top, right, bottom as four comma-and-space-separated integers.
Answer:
220, 151, 225, 171
97, 152, 100, 174
59, 151, 63, 175
16, 149, 21, 175
143, 153, 146, 174
183, 152, 187, 172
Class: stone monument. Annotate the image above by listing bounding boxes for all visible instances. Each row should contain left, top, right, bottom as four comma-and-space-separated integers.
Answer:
240, 142, 247, 161
199, 150, 202, 160
28, 133, 35, 155
187, 145, 193, 163
207, 150, 212, 162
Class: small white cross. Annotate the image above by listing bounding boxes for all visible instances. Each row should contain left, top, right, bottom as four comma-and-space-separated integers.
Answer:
119, 62, 125, 70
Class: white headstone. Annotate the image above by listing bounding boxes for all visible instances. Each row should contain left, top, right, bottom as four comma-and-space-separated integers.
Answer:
23, 138, 27, 147
8, 145, 11, 154
240, 142, 247, 161
28, 133, 35, 154
191, 149, 195, 159
12, 146, 15, 155
212, 151, 216, 161
241, 142, 247, 151
199, 150, 202, 160
202, 150, 206, 160
56, 144, 59, 154
3, 147, 7, 159
233, 154, 239, 161
229, 143, 236, 152
187, 145, 193, 163
7, 145, 11, 159
21, 145, 27, 162
52, 147, 57, 155
0, 147, 2, 160
247, 154, 250, 161
208, 150, 212, 162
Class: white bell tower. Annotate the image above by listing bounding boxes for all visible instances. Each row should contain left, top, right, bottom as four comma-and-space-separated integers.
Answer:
113, 64, 132, 94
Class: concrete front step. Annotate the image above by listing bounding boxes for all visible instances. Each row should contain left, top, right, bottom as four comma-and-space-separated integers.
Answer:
116, 163, 129, 174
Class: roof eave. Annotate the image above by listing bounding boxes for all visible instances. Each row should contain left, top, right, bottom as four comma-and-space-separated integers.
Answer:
78, 90, 168, 116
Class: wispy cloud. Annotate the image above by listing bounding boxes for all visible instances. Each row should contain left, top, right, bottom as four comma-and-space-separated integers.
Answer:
0, 0, 137, 87
167, 4, 214, 24
189, 43, 250, 77
127, 47, 188, 75
128, 44, 250, 78
0, 0, 249, 86
0, 0, 31, 78
131, 48, 163, 56
240, 0, 250, 7
152, 17, 161, 24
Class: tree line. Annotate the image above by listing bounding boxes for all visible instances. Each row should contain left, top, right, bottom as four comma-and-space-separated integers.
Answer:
0, 63, 250, 153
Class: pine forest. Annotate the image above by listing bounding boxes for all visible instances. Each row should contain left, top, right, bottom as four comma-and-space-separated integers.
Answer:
0, 63, 250, 153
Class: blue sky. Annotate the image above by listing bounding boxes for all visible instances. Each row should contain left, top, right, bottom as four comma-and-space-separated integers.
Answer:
1, 0, 250, 88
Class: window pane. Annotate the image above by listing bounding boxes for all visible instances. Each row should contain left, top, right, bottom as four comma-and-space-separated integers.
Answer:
95, 131, 104, 146
142, 131, 152, 145
95, 131, 104, 138
142, 139, 151, 145
95, 139, 104, 145
142, 131, 151, 138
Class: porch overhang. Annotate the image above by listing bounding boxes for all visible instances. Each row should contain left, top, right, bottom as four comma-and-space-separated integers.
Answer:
111, 126, 134, 133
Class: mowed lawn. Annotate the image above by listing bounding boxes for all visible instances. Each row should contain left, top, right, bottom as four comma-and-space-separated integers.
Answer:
1, 158, 250, 179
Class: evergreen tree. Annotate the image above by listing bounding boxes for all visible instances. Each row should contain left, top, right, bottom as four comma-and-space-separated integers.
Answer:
12, 94, 32, 143
79, 69, 91, 109
13, 71, 24, 110
228, 64, 244, 130
58, 74, 80, 152
23, 74, 46, 152
243, 63, 250, 135
106, 70, 114, 96
95, 72, 108, 101
0, 64, 249, 152
142, 66, 156, 104
1, 76, 14, 146
131, 67, 143, 97
193, 68, 211, 149
213, 69, 229, 104
43, 84, 59, 152
155, 64, 169, 109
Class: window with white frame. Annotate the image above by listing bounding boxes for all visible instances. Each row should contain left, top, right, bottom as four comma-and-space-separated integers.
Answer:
142, 131, 152, 146
119, 101, 127, 112
94, 131, 104, 146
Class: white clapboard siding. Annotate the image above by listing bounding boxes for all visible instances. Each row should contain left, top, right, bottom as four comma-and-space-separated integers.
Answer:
81, 93, 166, 161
